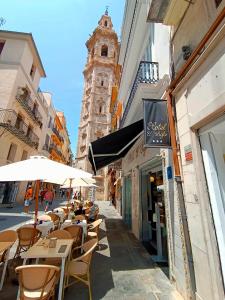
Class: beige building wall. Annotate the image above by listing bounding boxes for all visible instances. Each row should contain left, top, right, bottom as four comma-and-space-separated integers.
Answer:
0, 30, 46, 204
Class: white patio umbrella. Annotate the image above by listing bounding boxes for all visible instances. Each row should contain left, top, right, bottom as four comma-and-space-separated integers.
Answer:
60, 177, 96, 188
0, 156, 93, 224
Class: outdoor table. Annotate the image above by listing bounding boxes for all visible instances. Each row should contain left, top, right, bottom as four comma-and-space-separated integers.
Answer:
0, 241, 15, 290
19, 238, 73, 300
61, 219, 87, 247
23, 220, 54, 237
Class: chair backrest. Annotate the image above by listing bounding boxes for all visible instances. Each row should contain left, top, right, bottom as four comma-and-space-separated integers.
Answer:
0, 230, 17, 243
48, 213, 60, 223
75, 215, 85, 221
16, 264, 60, 299
64, 225, 81, 240
48, 229, 72, 239
17, 227, 41, 245
79, 238, 98, 264
89, 219, 102, 233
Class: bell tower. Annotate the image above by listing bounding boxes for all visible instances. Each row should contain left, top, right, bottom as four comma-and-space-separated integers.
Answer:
76, 10, 119, 200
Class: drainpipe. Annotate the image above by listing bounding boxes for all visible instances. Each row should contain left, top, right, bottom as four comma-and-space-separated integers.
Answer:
166, 6, 225, 299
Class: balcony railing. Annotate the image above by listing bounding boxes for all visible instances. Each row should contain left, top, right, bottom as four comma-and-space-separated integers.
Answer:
0, 109, 39, 149
52, 127, 64, 143
49, 143, 62, 158
16, 88, 43, 127
120, 61, 159, 128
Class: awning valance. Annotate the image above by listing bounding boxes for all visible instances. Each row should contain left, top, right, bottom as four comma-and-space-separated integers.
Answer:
88, 119, 143, 173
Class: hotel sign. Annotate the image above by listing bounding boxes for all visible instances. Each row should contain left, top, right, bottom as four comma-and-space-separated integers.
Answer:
143, 99, 171, 148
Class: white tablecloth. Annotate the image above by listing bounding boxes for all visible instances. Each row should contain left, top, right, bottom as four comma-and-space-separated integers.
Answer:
23, 220, 54, 237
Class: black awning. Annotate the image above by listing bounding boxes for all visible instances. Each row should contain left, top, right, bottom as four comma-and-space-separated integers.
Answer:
88, 119, 143, 173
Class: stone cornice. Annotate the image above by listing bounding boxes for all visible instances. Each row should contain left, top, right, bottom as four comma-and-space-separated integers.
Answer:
83, 60, 116, 76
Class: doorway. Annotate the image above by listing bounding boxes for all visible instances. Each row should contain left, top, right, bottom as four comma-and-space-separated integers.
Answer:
123, 175, 132, 229
140, 164, 168, 265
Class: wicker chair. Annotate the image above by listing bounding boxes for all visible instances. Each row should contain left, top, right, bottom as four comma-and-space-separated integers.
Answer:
64, 225, 82, 251
0, 230, 17, 290
16, 264, 60, 300
15, 227, 41, 258
48, 229, 72, 239
65, 239, 98, 300
47, 213, 60, 230
87, 219, 102, 242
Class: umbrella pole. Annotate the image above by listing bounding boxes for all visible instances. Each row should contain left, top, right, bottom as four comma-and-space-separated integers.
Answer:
34, 180, 40, 228
80, 186, 81, 201
67, 178, 72, 208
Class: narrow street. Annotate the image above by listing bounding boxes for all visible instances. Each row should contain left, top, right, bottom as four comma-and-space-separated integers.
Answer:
0, 200, 183, 300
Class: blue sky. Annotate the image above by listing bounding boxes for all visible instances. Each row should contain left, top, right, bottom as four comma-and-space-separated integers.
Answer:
1, 0, 125, 155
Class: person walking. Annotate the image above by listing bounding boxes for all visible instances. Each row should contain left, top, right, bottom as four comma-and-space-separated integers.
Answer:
40, 187, 47, 209
23, 185, 33, 214
44, 186, 55, 212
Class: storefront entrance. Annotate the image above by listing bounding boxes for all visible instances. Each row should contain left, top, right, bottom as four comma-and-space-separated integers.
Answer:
140, 162, 168, 264
0, 182, 19, 206
199, 115, 225, 287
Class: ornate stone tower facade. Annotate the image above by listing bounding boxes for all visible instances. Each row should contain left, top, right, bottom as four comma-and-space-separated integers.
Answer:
76, 11, 119, 200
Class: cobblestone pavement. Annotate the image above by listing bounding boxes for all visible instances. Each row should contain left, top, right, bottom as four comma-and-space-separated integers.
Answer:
0, 200, 183, 300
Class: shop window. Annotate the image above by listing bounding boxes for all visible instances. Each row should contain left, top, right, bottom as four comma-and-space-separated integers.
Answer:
0, 40, 5, 55
30, 64, 36, 80
215, 0, 222, 7
101, 45, 108, 57
7, 143, 17, 162
21, 150, 28, 161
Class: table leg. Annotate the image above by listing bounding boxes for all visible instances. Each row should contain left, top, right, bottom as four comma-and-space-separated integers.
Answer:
58, 258, 65, 300
0, 248, 10, 290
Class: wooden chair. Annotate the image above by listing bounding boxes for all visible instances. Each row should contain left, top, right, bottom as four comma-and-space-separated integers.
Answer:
75, 215, 85, 221
47, 212, 60, 230
15, 227, 41, 257
87, 219, 102, 242
0, 230, 17, 290
64, 225, 82, 248
48, 229, 72, 239
16, 264, 60, 300
65, 239, 98, 300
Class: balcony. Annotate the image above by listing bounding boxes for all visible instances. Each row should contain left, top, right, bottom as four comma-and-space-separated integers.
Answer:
120, 61, 159, 128
16, 88, 43, 127
0, 109, 39, 149
49, 143, 63, 158
52, 127, 64, 143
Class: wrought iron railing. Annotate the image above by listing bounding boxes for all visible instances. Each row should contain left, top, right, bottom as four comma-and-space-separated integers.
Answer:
120, 61, 159, 128
52, 127, 64, 143
0, 109, 39, 149
16, 88, 43, 127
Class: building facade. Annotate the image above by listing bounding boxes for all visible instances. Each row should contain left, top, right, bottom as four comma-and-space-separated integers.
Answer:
0, 30, 72, 205
76, 11, 119, 200
109, 1, 225, 299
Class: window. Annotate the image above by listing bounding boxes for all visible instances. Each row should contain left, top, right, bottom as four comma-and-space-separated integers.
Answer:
26, 126, 33, 138
30, 64, 36, 80
7, 143, 17, 162
101, 45, 108, 57
104, 21, 107, 27
48, 117, 52, 128
15, 114, 24, 132
21, 150, 28, 161
99, 105, 102, 114
45, 134, 50, 146
101, 80, 104, 86
215, 0, 222, 7
0, 40, 5, 55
